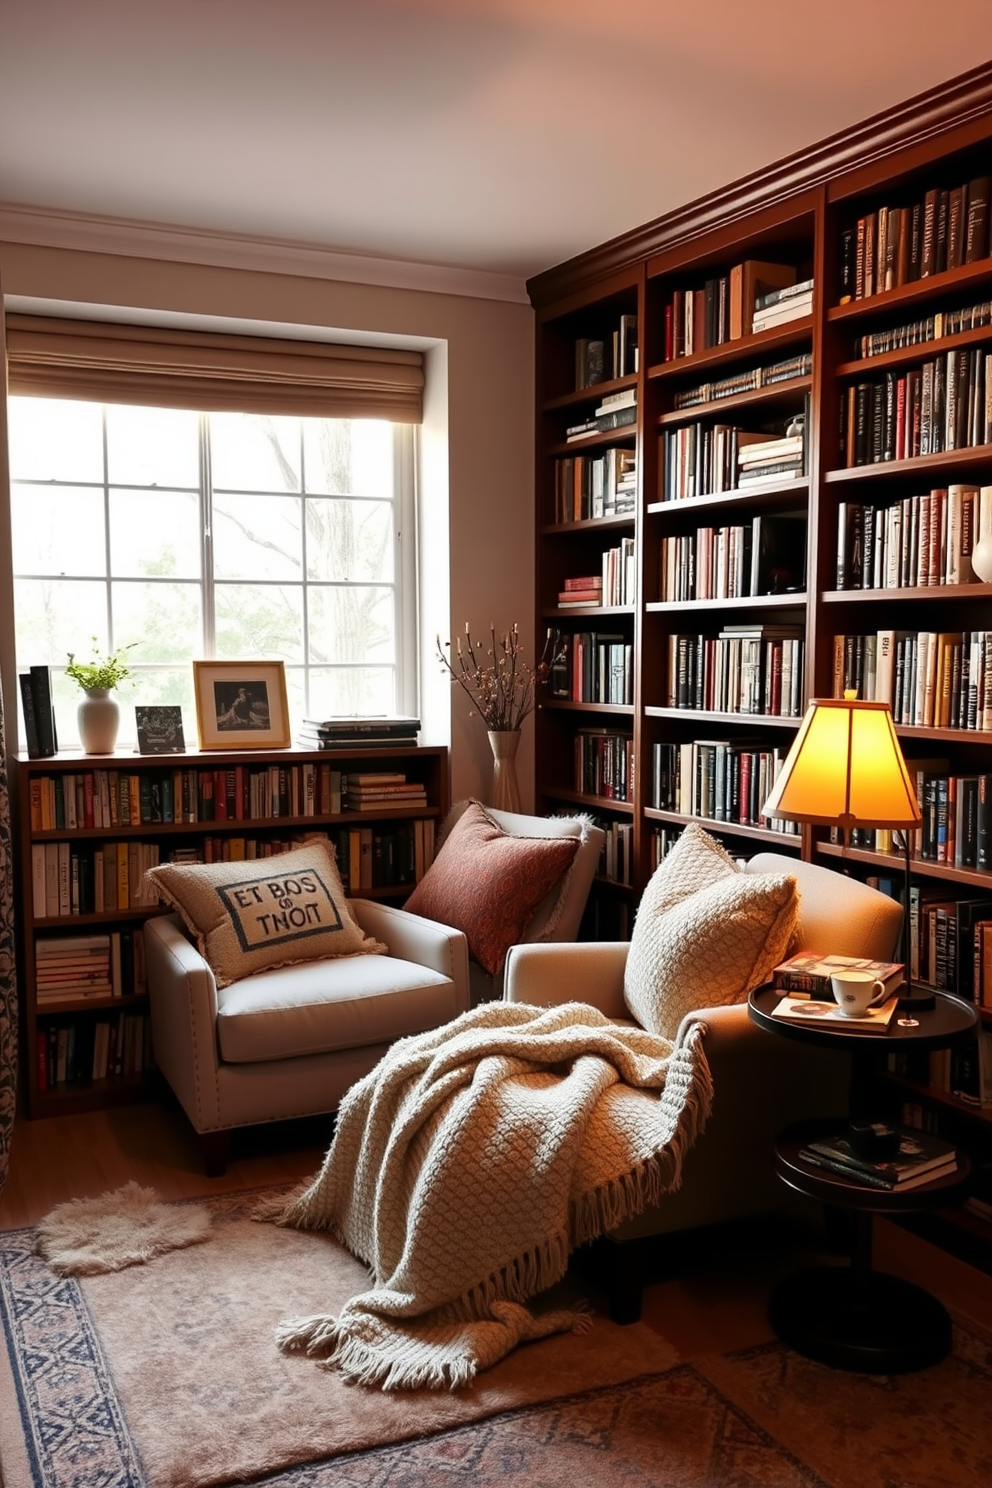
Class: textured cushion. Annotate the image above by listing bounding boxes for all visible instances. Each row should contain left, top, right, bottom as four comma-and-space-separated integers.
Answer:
404, 800, 580, 975
623, 823, 799, 1038
145, 839, 385, 988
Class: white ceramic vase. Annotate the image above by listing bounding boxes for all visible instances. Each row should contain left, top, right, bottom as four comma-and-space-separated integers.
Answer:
487, 729, 522, 813
77, 688, 120, 755
972, 530, 992, 583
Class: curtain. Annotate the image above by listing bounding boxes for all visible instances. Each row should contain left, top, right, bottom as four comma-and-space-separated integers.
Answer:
0, 670, 16, 1195
5, 316, 425, 422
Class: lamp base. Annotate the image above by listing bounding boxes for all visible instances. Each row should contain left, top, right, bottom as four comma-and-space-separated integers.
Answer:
896, 983, 936, 1013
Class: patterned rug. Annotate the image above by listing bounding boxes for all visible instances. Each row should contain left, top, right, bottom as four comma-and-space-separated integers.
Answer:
2, 1186, 991, 1488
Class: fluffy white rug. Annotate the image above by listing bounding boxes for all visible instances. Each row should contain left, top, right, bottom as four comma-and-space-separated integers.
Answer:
35, 1180, 212, 1274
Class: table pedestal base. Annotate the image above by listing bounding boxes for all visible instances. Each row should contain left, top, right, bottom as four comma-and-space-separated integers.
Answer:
768, 1264, 952, 1374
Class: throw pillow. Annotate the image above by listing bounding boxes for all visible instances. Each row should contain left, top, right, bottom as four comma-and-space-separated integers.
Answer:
623, 824, 798, 1039
404, 800, 580, 975
145, 839, 385, 988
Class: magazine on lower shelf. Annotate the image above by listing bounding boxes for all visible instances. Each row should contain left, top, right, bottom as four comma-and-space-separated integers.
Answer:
803, 1127, 957, 1184
798, 1148, 958, 1191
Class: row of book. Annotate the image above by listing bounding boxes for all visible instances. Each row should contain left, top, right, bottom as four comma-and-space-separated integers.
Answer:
850, 879, 992, 1006
35, 1010, 151, 1093
35, 929, 146, 1004
573, 728, 634, 803
849, 769, 992, 872
854, 297, 992, 359
662, 260, 809, 360
168, 821, 437, 891
665, 627, 806, 719
31, 840, 161, 918
549, 632, 634, 706
890, 1029, 992, 1110
650, 738, 798, 833
840, 347, 992, 467
594, 817, 634, 886
835, 484, 988, 590
831, 629, 992, 731
27, 760, 431, 831
18, 665, 58, 758
659, 512, 807, 603
672, 352, 813, 409
552, 446, 636, 524
661, 417, 808, 502
838, 174, 990, 303
574, 316, 638, 390
295, 716, 421, 750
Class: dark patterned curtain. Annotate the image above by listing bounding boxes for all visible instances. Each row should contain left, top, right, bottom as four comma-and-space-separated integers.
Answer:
0, 672, 15, 1194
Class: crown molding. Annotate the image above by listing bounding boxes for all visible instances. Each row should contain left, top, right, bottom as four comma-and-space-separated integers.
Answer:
0, 202, 531, 306
527, 59, 992, 307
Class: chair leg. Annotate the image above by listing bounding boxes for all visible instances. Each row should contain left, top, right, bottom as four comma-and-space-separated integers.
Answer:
200, 1130, 232, 1177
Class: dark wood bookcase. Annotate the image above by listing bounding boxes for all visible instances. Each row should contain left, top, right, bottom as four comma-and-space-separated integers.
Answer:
15, 744, 448, 1119
529, 63, 992, 1265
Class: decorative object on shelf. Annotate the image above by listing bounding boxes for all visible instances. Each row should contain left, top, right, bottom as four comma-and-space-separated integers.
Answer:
66, 641, 136, 756
192, 660, 291, 751
134, 705, 186, 756
971, 503, 992, 583
437, 625, 561, 810
761, 690, 929, 1009
487, 729, 522, 813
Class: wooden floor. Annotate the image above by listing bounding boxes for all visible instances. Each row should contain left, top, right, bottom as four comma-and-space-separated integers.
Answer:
2, 1099, 991, 1361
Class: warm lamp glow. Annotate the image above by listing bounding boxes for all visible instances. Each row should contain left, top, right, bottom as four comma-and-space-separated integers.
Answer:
762, 695, 922, 840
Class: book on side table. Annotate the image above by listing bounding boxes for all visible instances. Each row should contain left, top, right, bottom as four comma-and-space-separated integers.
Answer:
772, 952, 904, 999
799, 1128, 958, 1191
770, 992, 900, 1035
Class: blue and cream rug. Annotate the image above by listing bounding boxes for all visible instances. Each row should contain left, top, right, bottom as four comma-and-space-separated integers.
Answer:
1, 1188, 991, 1488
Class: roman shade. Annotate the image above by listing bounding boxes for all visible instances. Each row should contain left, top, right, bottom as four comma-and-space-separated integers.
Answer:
4, 315, 424, 422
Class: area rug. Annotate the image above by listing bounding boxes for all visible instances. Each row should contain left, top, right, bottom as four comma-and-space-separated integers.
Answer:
0, 1186, 679, 1488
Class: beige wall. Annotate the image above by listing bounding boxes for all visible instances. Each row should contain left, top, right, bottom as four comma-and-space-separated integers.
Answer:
0, 239, 535, 806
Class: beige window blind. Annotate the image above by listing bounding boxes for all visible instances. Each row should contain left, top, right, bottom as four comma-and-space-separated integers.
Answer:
4, 315, 424, 422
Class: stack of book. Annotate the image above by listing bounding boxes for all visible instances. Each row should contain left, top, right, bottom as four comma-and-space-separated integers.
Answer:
558, 576, 603, 608
36, 934, 113, 1003
798, 1128, 958, 1191
342, 772, 428, 812
736, 429, 805, 486
751, 278, 814, 332
772, 952, 905, 999
297, 716, 421, 750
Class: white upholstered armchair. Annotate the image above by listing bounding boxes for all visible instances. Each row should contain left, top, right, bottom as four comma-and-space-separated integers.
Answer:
503, 853, 903, 1321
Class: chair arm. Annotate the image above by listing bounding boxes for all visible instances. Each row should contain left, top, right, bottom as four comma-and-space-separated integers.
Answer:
144, 912, 224, 1129
503, 941, 630, 1017
350, 899, 471, 1014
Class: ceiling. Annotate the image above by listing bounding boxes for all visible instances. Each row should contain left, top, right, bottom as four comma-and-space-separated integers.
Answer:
1, 0, 990, 294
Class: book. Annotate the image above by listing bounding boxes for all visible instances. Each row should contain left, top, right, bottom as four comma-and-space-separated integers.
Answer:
803, 1127, 958, 1185
301, 716, 421, 736
28, 666, 58, 757
772, 952, 904, 998
770, 992, 900, 1034
728, 260, 797, 339
798, 1148, 958, 1192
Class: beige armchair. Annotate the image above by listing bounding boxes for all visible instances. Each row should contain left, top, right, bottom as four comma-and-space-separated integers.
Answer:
145, 897, 470, 1175
503, 853, 902, 1320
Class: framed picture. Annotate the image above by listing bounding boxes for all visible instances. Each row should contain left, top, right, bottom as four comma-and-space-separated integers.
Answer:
135, 705, 186, 755
192, 661, 291, 751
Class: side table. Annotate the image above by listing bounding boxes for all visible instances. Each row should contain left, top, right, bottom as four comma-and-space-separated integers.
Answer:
748, 987, 977, 1373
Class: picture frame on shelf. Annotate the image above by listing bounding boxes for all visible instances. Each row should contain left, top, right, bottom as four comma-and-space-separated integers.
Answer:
134, 705, 186, 756
192, 661, 290, 751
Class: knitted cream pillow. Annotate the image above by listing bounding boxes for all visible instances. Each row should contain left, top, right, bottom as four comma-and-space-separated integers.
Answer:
623, 823, 798, 1039
145, 839, 385, 988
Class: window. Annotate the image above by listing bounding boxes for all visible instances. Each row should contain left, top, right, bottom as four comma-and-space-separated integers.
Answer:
8, 396, 418, 748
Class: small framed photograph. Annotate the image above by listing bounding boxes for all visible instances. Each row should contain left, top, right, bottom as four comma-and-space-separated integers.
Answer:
135, 705, 186, 755
192, 661, 291, 751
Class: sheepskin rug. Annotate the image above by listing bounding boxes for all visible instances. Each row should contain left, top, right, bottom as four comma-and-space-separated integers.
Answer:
34, 1180, 212, 1274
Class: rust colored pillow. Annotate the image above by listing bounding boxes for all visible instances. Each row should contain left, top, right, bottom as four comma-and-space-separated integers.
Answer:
404, 801, 580, 975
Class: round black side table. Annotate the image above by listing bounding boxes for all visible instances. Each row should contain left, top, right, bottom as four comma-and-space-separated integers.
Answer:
748, 988, 977, 1373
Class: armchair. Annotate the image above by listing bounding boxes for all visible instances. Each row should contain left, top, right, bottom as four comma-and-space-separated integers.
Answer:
503, 853, 902, 1320
145, 896, 469, 1175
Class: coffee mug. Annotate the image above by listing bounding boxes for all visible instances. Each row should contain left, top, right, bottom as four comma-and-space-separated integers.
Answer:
830, 970, 889, 1017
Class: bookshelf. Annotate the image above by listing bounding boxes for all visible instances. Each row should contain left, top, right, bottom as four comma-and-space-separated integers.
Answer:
529, 64, 992, 1252
15, 743, 448, 1118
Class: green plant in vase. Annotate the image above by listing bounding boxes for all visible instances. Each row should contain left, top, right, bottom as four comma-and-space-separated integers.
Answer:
66, 639, 136, 755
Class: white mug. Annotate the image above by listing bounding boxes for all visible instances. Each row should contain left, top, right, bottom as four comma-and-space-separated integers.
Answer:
830, 970, 889, 1017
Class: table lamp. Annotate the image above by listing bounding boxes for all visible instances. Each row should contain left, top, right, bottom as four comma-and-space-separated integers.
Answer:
761, 691, 927, 1009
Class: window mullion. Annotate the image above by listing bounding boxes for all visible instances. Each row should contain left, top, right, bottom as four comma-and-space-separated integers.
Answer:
200, 412, 215, 654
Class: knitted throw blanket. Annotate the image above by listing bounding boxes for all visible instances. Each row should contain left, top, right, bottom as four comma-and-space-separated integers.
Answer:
271, 999, 713, 1390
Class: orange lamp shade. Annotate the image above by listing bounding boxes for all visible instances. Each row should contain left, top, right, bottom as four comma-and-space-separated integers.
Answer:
762, 695, 922, 836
